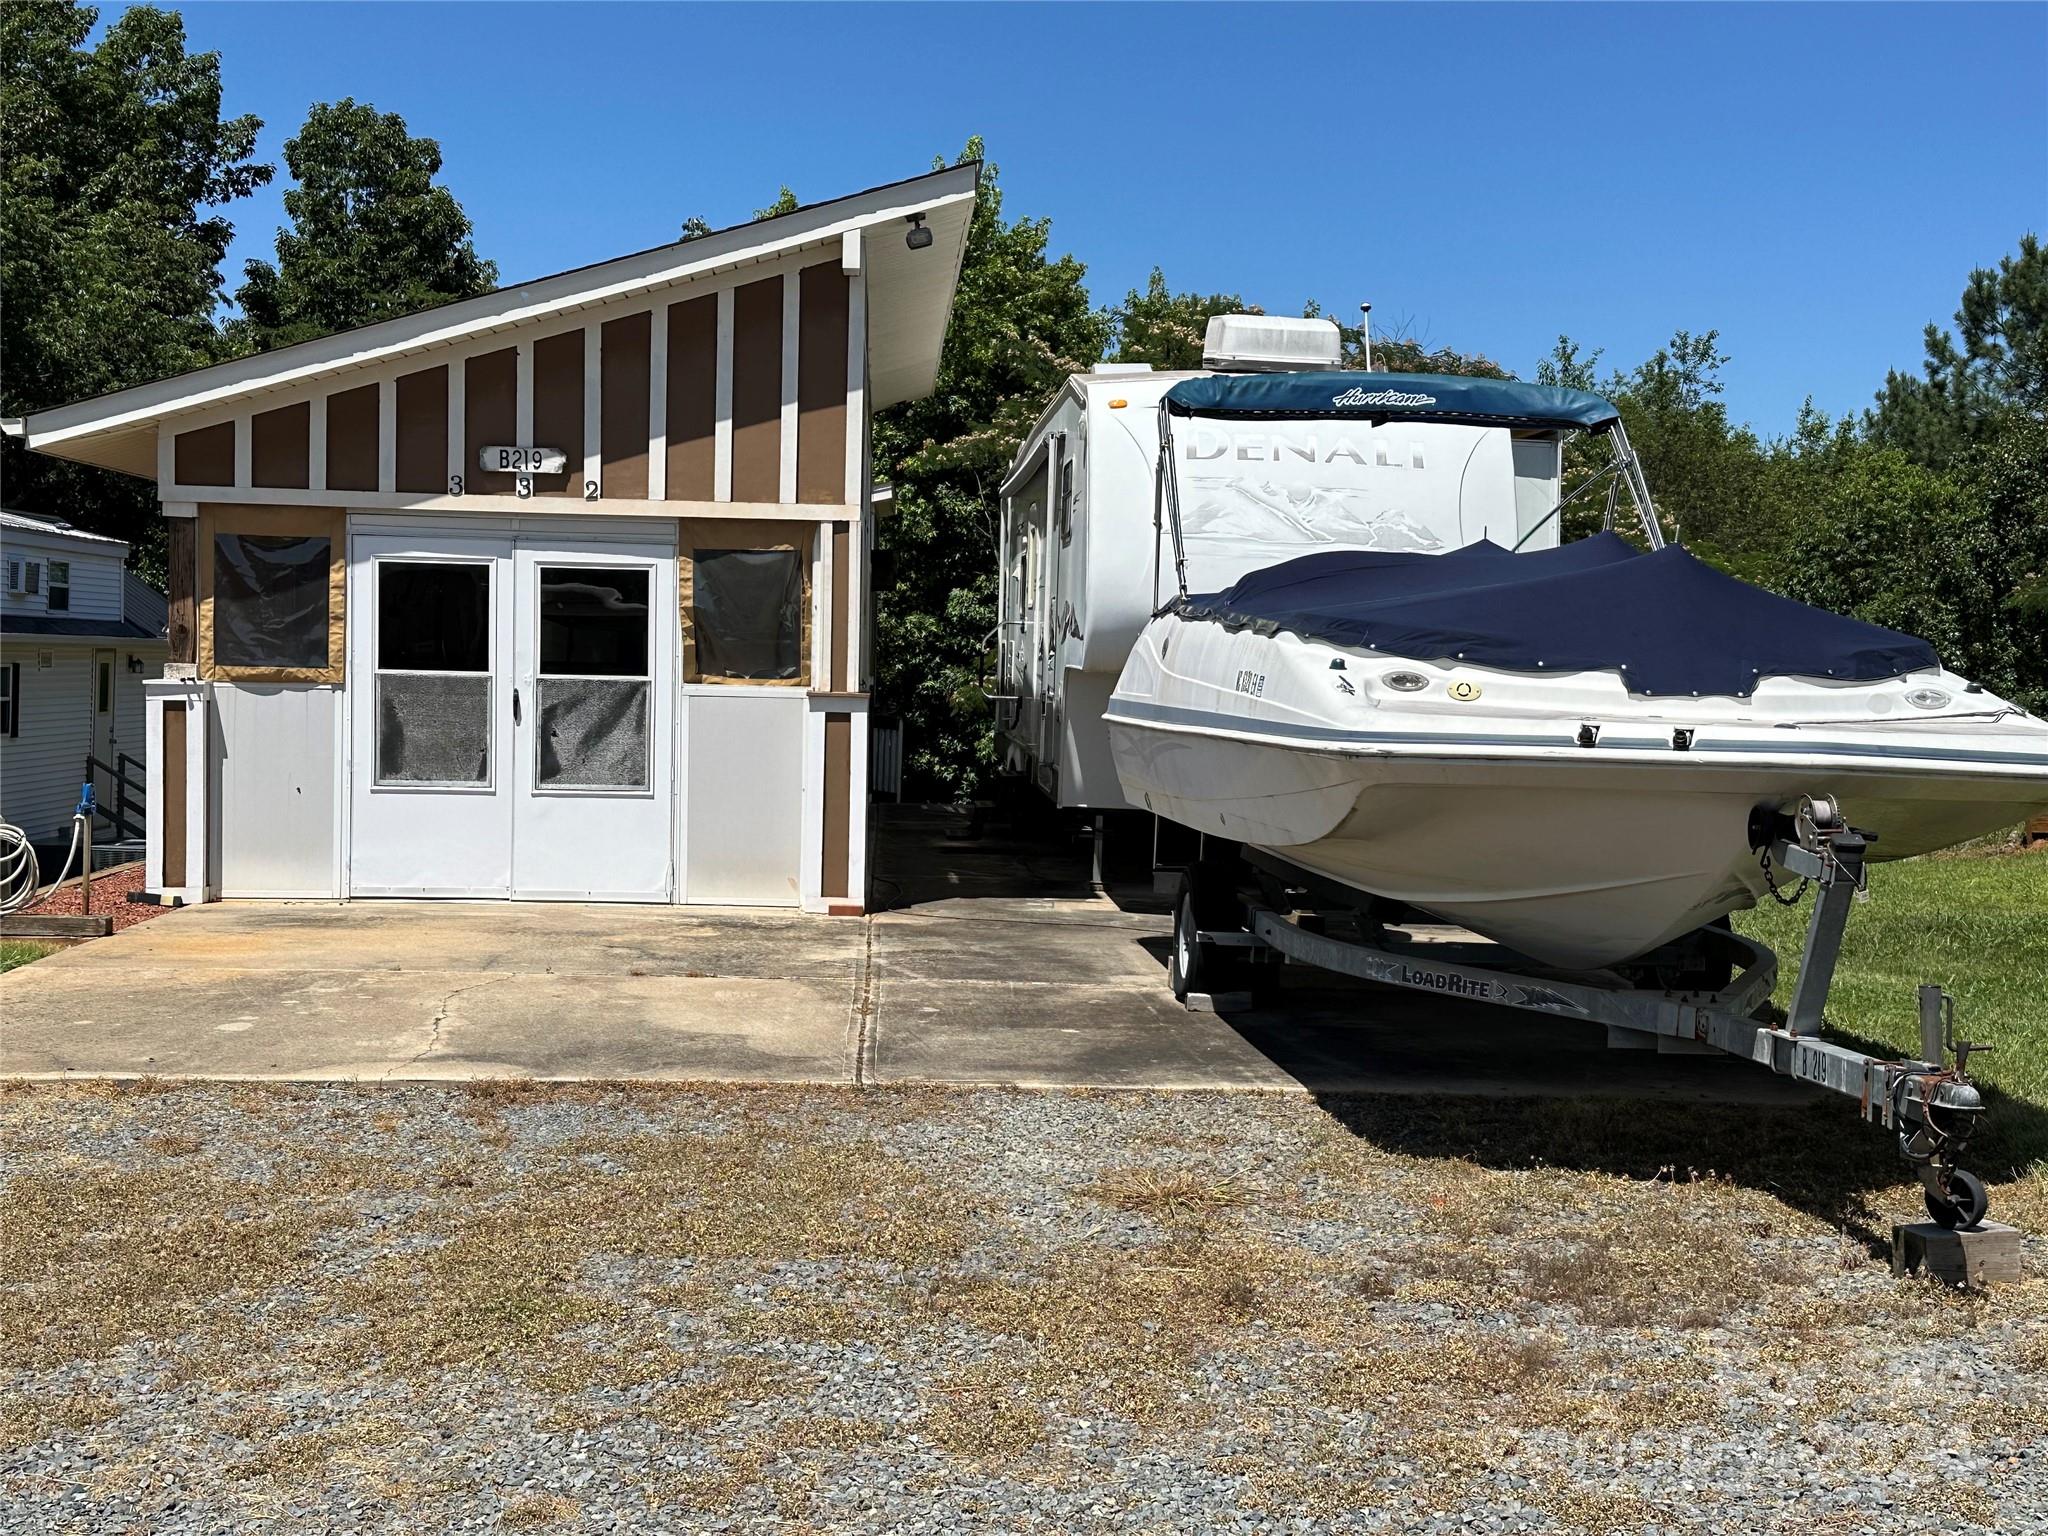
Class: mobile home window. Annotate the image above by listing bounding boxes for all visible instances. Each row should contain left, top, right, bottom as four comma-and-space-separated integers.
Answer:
45, 561, 69, 612
692, 549, 803, 681
212, 532, 331, 670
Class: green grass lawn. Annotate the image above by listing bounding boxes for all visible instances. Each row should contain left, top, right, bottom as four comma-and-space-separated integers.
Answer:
0, 939, 60, 974
1734, 849, 2048, 1163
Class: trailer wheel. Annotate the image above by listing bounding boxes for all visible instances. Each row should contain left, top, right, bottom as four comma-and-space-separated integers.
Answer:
1168, 866, 1246, 1002
1925, 1169, 1989, 1231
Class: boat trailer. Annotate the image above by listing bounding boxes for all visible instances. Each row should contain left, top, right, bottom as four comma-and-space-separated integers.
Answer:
1174, 797, 1995, 1229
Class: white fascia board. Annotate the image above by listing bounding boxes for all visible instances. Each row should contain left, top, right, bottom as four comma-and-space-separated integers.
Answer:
21, 164, 980, 450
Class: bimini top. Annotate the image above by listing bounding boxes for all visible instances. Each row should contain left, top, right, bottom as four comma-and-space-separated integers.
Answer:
1178, 533, 1940, 698
1164, 371, 1621, 432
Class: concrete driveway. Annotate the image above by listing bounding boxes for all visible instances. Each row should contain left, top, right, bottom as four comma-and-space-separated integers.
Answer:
0, 808, 1807, 1101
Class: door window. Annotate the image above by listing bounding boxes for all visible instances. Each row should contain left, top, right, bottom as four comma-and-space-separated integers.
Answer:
374, 560, 493, 787
534, 566, 651, 789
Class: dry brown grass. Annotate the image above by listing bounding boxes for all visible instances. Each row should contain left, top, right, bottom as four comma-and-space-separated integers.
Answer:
1077, 1166, 1247, 1219
0, 1161, 348, 1368
2, 1080, 2044, 1529
499, 1491, 580, 1527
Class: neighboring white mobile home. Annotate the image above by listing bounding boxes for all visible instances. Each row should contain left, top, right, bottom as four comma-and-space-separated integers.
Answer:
0, 510, 167, 856
4, 165, 977, 910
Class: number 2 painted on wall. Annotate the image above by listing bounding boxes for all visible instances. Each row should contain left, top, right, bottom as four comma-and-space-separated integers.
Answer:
584, 480, 599, 502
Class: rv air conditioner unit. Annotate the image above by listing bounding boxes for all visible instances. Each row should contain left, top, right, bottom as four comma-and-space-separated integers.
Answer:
1201, 314, 1343, 373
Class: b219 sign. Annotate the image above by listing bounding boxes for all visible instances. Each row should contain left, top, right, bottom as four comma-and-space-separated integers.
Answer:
451, 446, 599, 501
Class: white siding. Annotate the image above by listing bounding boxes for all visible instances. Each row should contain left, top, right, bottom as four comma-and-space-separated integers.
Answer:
209, 683, 338, 897
0, 527, 128, 622
0, 642, 93, 844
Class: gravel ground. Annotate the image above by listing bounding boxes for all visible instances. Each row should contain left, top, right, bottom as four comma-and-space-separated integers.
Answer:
2, 1080, 2044, 1534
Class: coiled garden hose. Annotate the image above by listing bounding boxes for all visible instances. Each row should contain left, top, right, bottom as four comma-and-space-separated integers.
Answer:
0, 814, 86, 916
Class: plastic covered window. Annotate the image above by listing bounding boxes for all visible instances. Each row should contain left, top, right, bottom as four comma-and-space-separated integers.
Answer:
213, 534, 329, 669
693, 549, 802, 680
376, 673, 490, 785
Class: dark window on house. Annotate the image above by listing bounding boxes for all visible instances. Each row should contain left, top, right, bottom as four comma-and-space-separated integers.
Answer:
379, 563, 490, 672
46, 561, 69, 612
97, 658, 111, 714
692, 549, 802, 680
0, 662, 17, 737
539, 567, 649, 677
213, 533, 330, 669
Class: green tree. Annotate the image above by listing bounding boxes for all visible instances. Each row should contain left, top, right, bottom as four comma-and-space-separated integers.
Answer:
229, 99, 495, 353
0, 2, 270, 572
1339, 316, 1510, 379
871, 140, 1110, 798
1868, 233, 2047, 467
1109, 268, 1252, 369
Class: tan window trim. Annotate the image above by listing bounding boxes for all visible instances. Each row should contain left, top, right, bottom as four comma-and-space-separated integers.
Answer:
197, 502, 347, 684
677, 516, 812, 687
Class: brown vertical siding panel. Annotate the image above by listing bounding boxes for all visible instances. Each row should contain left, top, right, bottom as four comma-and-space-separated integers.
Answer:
394, 365, 449, 494
600, 312, 651, 499
822, 711, 851, 899
325, 384, 381, 492
797, 262, 848, 505
250, 402, 310, 490
165, 516, 197, 664
830, 520, 850, 692
173, 421, 235, 487
531, 329, 584, 497
665, 295, 717, 500
465, 348, 518, 495
162, 701, 187, 888
730, 275, 783, 503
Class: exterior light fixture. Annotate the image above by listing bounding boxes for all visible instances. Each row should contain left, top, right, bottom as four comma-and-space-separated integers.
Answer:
905, 213, 932, 251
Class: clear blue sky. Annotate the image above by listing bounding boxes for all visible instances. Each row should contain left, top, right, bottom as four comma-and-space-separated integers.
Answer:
128, 2, 2046, 435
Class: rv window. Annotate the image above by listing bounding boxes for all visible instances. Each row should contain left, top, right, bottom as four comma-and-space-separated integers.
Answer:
213, 533, 331, 669
692, 549, 802, 681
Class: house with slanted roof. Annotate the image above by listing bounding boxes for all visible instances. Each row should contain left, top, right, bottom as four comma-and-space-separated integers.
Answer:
3, 164, 975, 910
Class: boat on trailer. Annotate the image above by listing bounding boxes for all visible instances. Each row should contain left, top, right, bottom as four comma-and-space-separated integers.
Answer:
1107, 369, 2048, 1229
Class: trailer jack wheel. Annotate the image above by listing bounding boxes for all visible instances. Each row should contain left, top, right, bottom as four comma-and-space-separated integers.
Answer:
1923, 1167, 1989, 1231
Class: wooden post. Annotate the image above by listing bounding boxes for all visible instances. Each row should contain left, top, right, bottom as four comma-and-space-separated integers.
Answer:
165, 514, 196, 666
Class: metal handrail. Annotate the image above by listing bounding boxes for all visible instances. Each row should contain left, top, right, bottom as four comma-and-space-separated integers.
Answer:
83, 751, 146, 843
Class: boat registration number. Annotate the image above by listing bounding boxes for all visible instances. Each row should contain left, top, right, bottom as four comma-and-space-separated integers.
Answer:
1233, 669, 1266, 698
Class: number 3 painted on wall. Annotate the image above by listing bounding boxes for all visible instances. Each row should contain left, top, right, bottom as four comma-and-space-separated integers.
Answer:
448, 475, 464, 497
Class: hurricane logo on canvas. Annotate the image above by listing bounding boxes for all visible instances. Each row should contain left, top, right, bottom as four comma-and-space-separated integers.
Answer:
1331, 387, 1438, 408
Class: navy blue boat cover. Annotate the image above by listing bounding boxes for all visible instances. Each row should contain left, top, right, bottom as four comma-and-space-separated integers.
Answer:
1178, 533, 1941, 697
1164, 372, 1621, 432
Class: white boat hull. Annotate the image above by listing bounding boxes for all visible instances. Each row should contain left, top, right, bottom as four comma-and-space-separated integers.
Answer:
1110, 614, 2048, 969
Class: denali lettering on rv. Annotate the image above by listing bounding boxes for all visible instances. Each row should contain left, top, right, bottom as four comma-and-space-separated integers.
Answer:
1183, 429, 1428, 470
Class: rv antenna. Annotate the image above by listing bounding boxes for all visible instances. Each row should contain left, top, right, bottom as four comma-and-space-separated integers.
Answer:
1359, 301, 1373, 372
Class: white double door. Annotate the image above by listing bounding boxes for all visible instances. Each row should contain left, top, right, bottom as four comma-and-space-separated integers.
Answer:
348, 526, 674, 900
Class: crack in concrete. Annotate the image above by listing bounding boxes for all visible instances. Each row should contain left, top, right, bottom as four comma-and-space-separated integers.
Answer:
852, 914, 877, 1087
379, 975, 512, 1082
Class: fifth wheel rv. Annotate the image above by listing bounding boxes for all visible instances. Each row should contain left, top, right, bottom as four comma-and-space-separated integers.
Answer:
994, 314, 1569, 815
